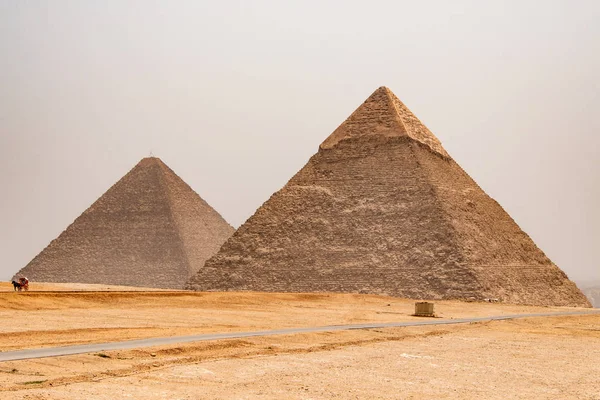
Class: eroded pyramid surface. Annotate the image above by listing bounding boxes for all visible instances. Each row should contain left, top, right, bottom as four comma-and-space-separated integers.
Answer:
186, 87, 589, 307
17, 157, 234, 289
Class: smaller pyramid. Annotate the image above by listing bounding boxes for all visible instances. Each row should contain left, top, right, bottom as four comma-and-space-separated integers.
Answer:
17, 157, 234, 289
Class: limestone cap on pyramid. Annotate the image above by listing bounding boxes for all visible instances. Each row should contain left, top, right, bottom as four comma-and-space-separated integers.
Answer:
321, 86, 449, 158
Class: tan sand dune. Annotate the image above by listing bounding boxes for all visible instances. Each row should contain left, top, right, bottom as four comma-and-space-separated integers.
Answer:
0, 290, 597, 399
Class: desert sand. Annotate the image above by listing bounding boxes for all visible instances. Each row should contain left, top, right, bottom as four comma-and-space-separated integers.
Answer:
0, 283, 598, 399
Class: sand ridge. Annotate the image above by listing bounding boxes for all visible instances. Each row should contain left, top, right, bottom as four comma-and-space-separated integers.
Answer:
0, 285, 581, 352
1, 312, 598, 399
1, 287, 597, 398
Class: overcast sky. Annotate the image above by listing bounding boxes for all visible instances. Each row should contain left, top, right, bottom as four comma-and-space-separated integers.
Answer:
1, 1, 598, 284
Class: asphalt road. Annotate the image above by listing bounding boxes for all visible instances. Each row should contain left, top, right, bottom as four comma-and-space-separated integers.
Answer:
1, 309, 598, 362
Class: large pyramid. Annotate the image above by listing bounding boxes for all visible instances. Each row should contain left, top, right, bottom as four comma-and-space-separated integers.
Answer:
186, 87, 590, 307
17, 157, 234, 289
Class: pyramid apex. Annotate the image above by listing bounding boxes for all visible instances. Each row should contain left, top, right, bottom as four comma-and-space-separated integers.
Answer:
320, 86, 449, 157
364, 85, 396, 100
135, 156, 168, 168
140, 156, 162, 162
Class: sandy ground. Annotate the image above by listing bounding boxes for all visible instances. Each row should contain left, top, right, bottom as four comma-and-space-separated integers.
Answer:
0, 284, 575, 351
0, 282, 169, 292
1, 283, 598, 399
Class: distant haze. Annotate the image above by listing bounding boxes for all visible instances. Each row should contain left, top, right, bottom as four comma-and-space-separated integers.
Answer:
1, 1, 598, 284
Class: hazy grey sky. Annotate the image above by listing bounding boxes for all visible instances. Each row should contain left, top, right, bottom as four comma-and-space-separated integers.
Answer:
1, 1, 598, 284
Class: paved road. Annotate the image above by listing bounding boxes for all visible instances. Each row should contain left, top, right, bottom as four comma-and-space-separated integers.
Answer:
1, 309, 598, 362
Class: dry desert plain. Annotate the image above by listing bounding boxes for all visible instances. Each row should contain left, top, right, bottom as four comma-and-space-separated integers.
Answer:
0, 282, 599, 399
